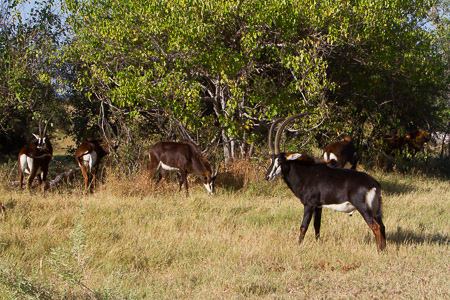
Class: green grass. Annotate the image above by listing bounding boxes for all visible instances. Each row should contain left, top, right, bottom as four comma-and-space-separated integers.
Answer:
0, 161, 449, 299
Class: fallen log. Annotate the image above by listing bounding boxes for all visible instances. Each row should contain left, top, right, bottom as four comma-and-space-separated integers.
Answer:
49, 167, 81, 188
9, 168, 81, 189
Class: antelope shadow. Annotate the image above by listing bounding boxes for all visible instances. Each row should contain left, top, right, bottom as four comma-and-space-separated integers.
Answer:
387, 226, 450, 246
215, 171, 245, 192
378, 179, 417, 196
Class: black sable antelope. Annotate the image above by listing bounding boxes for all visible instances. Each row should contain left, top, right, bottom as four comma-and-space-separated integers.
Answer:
323, 136, 358, 169
75, 138, 118, 193
148, 141, 219, 196
18, 119, 53, 192
265, 114, 386, 251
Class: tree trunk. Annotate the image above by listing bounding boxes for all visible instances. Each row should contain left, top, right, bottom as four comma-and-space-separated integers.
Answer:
222, 129, 232, 163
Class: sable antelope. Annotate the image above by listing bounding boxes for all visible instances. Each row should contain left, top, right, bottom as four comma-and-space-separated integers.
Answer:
148, 141, 219, 196
323, 136, 358, 169
383, 129, 431, 156
75, 138, 118, 193
18, 120, 53, 192
266, 114, 386, 251
383, 134, 407, 155
406, 129, 431, 154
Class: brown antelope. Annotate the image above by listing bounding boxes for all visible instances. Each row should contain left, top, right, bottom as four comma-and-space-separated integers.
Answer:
383, 129, 431, 156
75, 138, 118, 193
406, 129, 431, 154
18, 120, 53, 192
266, 114, 386, 251
148, 141, 219, 196
323, 136, 358, 169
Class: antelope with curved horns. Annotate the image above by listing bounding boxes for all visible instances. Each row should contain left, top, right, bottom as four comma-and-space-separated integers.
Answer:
265, 113, 386, 251
18, 118, 53, 192
148, 141, 219, 196
75, 138, 119, 193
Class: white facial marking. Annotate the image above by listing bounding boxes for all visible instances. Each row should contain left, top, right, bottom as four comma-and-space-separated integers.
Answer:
267, 158, 282, 181
159, 162, 180, 171
204, 183, 214, 194
268, 153, 301, 181
323, 152, 328, 162
321, 201, 356, 214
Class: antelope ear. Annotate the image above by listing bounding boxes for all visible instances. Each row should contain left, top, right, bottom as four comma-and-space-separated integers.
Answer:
287, 153, 302, 160
32, 133, 39, 139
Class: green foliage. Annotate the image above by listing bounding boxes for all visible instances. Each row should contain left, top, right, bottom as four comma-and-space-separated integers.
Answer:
47, 209, 91, 294
0, 260, 57, 299
0, 0, 68, 155
62, 0, 445, 161
429, 0, 450, 143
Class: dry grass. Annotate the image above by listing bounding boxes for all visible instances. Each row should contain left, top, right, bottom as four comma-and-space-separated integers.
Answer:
0, 159, 449, 299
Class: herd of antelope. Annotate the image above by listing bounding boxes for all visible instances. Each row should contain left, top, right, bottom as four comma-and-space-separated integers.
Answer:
14, 115, 433, 251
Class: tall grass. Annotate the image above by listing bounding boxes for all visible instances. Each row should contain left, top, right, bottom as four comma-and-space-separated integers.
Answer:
0, 159, 449, 299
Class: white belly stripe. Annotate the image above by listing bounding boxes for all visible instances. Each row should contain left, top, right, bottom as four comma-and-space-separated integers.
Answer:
320, 201, 356, 213
159, 162, 180, 171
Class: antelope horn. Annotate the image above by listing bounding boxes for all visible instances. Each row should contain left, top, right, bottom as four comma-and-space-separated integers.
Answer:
268, 118, 285, 155
38, 118, 42, 137
274, 113, 313, 154
43, 117, 52, 136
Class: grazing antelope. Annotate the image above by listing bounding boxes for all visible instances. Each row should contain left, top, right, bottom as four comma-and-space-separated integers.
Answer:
383, 129, 431, 156
75, 138, 118, 193
148, 141, 219, 196
383, 134, 407, 156
323, 136, 358, 169
18, 120, 53, 192
265, 114, 386, 251
406, 129, 431, 154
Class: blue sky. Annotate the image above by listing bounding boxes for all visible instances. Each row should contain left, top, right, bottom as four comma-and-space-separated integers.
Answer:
18, 0, 36, 18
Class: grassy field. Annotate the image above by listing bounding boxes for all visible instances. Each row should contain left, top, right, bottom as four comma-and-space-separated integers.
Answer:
0, 158, 449, 299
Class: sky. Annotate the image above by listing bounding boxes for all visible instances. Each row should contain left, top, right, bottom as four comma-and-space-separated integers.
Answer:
18, 0, 36, 19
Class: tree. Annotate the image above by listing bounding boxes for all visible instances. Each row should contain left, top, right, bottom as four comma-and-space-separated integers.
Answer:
0, 0, 66, 155
63, 0, 446, 162
429, 0, 450, 158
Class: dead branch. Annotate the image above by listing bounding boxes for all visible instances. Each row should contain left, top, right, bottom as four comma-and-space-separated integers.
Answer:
9, 168, 81, 188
